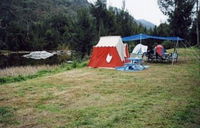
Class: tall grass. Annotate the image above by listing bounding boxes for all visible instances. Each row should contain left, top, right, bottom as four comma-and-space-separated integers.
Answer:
0, 65, 58, 77
0, 61, 88, 85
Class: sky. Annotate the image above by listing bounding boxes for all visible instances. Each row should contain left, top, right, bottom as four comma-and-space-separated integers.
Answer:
87, 0, 168, 26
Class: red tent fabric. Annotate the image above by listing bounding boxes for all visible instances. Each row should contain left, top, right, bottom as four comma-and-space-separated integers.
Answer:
88, 36, 128, 68
124, 44, 130, 63
88, 47, 124, 68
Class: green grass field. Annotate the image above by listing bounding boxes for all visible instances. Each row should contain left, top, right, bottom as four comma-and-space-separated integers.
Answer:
0, 48, 200, 128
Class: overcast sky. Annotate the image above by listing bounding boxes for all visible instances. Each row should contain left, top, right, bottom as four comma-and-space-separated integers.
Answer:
88, 0, 168, 26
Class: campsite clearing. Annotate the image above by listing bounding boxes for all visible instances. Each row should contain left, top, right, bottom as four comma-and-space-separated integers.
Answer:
0, 48, 200, 128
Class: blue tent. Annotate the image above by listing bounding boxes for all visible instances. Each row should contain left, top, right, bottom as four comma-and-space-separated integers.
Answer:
122, 34, 184, 42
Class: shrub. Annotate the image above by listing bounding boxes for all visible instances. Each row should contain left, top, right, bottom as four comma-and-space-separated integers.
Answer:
162, 41, 174, 49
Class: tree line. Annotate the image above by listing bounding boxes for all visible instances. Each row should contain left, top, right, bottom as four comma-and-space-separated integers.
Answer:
158, 0, 199, 46
0, 0, 199, 59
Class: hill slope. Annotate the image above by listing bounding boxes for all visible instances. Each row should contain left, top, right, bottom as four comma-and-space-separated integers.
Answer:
136, 19, 156, 29
1, 0, 89, 22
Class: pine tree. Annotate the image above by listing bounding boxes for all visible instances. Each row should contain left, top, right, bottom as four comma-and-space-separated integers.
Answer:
158, 0, 195, 39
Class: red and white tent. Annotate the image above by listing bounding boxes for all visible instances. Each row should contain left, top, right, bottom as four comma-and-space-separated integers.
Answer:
88, 36, 129, 68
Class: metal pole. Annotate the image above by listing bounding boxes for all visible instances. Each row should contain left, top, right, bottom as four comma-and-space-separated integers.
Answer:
175, 38, 179, 52
172, 38, 179, 65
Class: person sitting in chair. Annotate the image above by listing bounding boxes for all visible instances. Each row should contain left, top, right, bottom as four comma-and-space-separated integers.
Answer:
155, 44, 164, 56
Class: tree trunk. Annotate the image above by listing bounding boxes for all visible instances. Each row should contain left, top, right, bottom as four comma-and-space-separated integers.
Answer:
197, 0, 199, 47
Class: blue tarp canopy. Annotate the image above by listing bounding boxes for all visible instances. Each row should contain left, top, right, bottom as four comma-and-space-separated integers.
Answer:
122, 34, 184, 42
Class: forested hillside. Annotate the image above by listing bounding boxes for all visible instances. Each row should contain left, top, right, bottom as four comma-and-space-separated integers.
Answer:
0, 0, 148, 58
0, 0, 90, 51
0, 0, 199, 59
1, 0, 89, 21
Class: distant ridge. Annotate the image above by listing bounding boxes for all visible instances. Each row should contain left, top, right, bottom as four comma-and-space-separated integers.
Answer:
136, 19, 156, 29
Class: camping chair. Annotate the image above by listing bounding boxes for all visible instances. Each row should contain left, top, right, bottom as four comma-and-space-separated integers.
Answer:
155, 46, 170, 62
146, 45, 178, 63
146, 49, 156, 62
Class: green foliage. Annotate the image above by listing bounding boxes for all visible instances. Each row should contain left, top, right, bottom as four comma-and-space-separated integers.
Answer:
69, 8, 96, 59
156, 23, 170, 36
162, 40, 174, 49
71, 61, 77, 68
189, 11, 200, 46
1, 0, 198, 61
90, 3, 138, 37
0, 0, 150, 55
158, 0, 195, 39
0, 0, 89, 51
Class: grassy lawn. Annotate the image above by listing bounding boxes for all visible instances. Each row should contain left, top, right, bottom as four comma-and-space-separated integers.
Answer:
0, 48, 199, 128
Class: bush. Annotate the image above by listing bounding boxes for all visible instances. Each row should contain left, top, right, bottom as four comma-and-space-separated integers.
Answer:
78, 61, 88, 68
162, 41, 174, 49
71, 61, 77, 68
